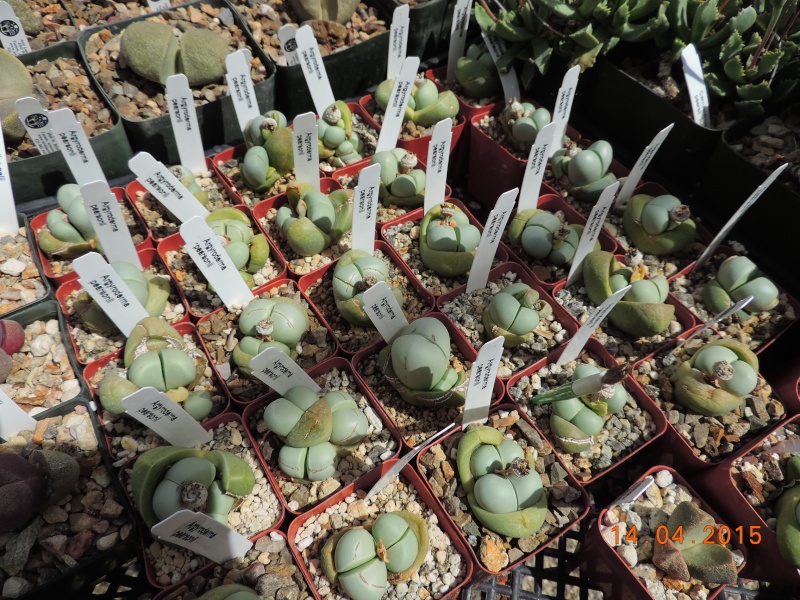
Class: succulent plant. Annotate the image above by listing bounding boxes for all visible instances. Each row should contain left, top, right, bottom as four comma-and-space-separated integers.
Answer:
289, 0, 360, 24
670, 339, 759, 417
333, 249, 405, 326
0, 450, 80, 531
0, 319, 25, 383
776, 455, 800, 568
455, 43, 501, 99
508, 209, 591, 266
263, 386, 369, 481
131, 445, 256, 528
205, 208, 270, 289
622, 194, 696, 256
37, 184, 102, 258
583, 250, 674, 338
456, 426, 547, 537
375, 77, 459, 127
242, 111, 294, 192
276, 183, 353, 257
419, 202, 480, 277
483, 282, 553, 347
196, 584, 260, 600
702, 256, 779, 319
232, 297, 310, 376
170, 165, 210, 207
318, 101, 366, 168
551, 141, 618, 202
652, 500, 738, 584
97, 317, 213, 421
321, 511, 429, 600
0, 48, 33, 142
120, 21, 230, 86
371, 149, 426, 208
377, 317, 468, 408
498, 99, 551, 153
7, 0, 43, 35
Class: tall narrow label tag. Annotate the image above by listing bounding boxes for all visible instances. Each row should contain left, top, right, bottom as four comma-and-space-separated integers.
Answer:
566, 181, 619, 287
179, 217, 255, 309
387, 4, 410, 80
0, 2, 31, 55
278, 25, 300, 66
669, 296, 753, 356
129, 152, 209, 222
225, 50, 260, 132
0, 390, 37, 441
362, 281, 410, 343
351, 163, 381, 254
462, 337, 503, 429
146, 0, 171, 9
614, 124, 674, 209
121, 387, 212, 447
152, 510, 253, 563
681, 44, 711, 128
376, 56, 421, 153
692, 163, 789, 272
249, 347, 321, 396
49, 107, 105, 184
556, 284, 631, 366
74, 252, 149, 336
550, 65, 580, 157
295, 25, 336, 116
292, 112, 320, 191
424, 119, 452, 213
80, 181, 142, 269
466, 189, 518, 293
15, 97, 58, 155
446, 0, 473, 82
518, 122, 556, 211
0, 126, 16, 235
481, 31, 520, 103
165, 74, 206, 173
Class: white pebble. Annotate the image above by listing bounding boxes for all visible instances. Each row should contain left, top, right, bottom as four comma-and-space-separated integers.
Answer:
655, 470, 673, 488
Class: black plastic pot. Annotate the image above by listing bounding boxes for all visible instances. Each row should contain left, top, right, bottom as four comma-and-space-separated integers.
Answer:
77, 0, 276, 165
7, 42, 133, 203
373, 0, 454, 61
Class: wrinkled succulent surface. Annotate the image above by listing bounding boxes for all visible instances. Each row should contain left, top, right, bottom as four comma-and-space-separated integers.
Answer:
483, 282, 553, 347
375, 77, 459, 127
276, 183, 353, 257
371, 149, 426, 208
289, 0, 360, 24
622, 194, 696, 256
702, 255, 779, 320
419, 202, 480, 277
551, 141, 617, 203
333, 249, 405, 326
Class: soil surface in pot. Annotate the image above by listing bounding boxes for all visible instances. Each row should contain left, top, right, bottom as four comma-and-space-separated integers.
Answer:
0, 227, 47, 316
335, 168, 415, 225
20, 0, 77, 50
215, 159, 297, 209
65, 0, 187, 26
474, 112, 576, 162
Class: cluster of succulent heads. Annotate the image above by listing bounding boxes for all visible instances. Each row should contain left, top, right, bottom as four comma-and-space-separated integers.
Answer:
242, 110, 294, 193
131, 445, 256, 528
483, 282, 553, 347
457, 426, 547, 538
205, 208, 270, 289
622, 194, 696, 256
551, 141, 617, 203
499, 99, 551, 153
419, 202, 481, 277
262, 386, 369, 481
333, 249, 405, 326
321, 511, 429, 600
375, 76, 459, 127
0, 319, 25, 384
318, 101, 366, 168
276, 182, 353, 257
371, 148, 426, 208
170, 165, 210, 215
0, 48, 34, 142
776, 455, 800, 568
38, 184, 103, 258
97, 317, 214, 421
702, 256, 779, 320
455, 43, 501, 99
508, 208, 589, 266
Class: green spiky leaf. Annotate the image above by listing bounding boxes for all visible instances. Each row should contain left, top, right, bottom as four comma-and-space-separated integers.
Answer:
720, 30, 745, 64
724, 56, 747, 84
737, 81, 772, 100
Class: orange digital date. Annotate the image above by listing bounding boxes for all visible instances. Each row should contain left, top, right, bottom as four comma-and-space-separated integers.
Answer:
610, 525, 762, 545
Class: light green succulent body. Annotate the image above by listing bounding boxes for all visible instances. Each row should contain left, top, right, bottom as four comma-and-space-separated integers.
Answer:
702, 256, 779, 320
242, 110, 294, 192
205, 208, 269, 289
333, 249, 405, 326
289, 0, 360, 24
499, 100, 551, 153
38, 184, 102, 258
0, 48, 33, 142
375, 78, 459, 127
551, 141, 617, 202
276, 182, 353, 257
483, 282, 553, 347
508, 208, 590, 266
371, 149, 426, 208
196, 584, 261, 600
419, 202, 480, 277
776, 456, 800, 568
623, 194, 696, 255
318, 101, 365, 168
455, 44, 501, 99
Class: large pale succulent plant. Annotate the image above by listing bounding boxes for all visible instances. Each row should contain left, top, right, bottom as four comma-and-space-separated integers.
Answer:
498, 100, 551, 153
777, 455, 800, 568
483, 282, 553, 347
508, 209, 590, 266
205, 208, 270, 289
622, 194, 696, 256
242, 110, 294, 192
702, 256, 779, 319
289, 0, 360, 24
551, 141, 617, 203
276, 183, 353, 257
371, 149, 426, 208
0, 48, 34, 142
375, 77, 459, 127
419, 202, 481, 277
333, 250, 405, 326
318, 101, 366, 168
38, 185, 101, 258
196, 585, 260, 600
7, 0, 42, 35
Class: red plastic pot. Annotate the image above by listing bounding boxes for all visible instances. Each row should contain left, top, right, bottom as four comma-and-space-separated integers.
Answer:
286, 458, 474, 600
415, 403, 590, 577
578, 465, 746, 600
241, 356, 403, 517
351, 312, 506, 452
30, 187, 153, 287
506, 337, 668, 484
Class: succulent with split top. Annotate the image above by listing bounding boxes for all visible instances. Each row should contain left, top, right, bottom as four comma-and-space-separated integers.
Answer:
483, 282, 553, 347
242, 110, 294, 192
333, 249, 405, 326
498, 99, 551, 153
622, 194, 696, 255
371, 149, 426, 208
205, 208, 270, 289
375, 77, 459, 127
276, 182, 353, 257
702, 256, 779, 320
551, 141, 617, 203
508, 208, 593, 266
419, 202, 480, 277
318, 101, 366, 168
455, 43, 501, 99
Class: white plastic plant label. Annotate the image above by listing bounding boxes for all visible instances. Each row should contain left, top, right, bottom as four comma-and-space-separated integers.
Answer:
15, 97, 58, 155
278, 25, 300, 66
376, 56, 421, 153
295, 25, 336, 116
165, 74, 206, 173
129, 152, 210, 222
292, 112, 320, 191
681, 44, 711, 128
146, 0, 171, 9
49, 107, 105, 185
550, 65, 580, 157
0, 2, 31, 55
692, 162, 789, 272
351, 163, 381, 254
668, 296, 753, 357
179, 216, 255, 309
466, 189, 518, 293
121, 387, 212, 447
80, 180, 142, 269
614, 124, 674, 209
0, 126, 15, 235
566, 181, 619, 287
225, 49, 260, 132
462, 336, 503, 429
387, 4, 410, 80
423, 119, 452, 213
446, 0, 473, 82
518, 122, 556, 212
249, 347, 321, 396
556, 284, 631, 366
362, 281, 410, 343
0, 390, 37, 441
152, 510, 253, 563
481, 31, 520, 103
74, 252, 149, 337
